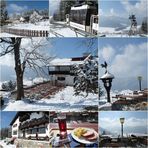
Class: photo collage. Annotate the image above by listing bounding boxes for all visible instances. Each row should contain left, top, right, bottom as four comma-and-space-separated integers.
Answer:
0, 0, 147, 147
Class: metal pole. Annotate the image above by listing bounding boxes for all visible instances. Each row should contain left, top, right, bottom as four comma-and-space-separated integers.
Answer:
106, 89, 111, 103
139, 79, 142, 91
121, 123, 123, 138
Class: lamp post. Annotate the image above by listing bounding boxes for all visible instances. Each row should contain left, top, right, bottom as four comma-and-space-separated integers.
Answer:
137, 76, 142, 91
100, 71, 114, 103
120, 117, 125, 138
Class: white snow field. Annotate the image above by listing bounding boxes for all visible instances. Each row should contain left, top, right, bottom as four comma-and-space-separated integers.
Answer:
1, 86, 98, 111
0, 140, 16, 148
6, 21, 49, 30
1, 20, 49, 37
99, 25, 147, 37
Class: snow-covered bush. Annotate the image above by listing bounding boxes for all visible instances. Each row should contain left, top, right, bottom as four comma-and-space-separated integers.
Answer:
29, 11, 43, 24
73, 57, 98, 96
1, 80, 16, 91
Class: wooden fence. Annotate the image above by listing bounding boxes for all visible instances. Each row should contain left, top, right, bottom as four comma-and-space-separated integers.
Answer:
2, 28, 49, 37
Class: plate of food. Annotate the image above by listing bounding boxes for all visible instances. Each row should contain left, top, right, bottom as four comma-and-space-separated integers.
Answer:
71, 127, 98, 144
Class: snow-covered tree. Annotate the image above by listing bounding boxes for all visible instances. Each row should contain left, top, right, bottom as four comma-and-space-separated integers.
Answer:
1, 80, 16, 91
29, 10, 43, 24
0, 0, 8, 26
73, 55, 98, 96
0, 38, 54, 100
141, 17, 147, 34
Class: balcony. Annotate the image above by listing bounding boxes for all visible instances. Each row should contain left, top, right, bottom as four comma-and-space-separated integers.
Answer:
48, 70, 74, 75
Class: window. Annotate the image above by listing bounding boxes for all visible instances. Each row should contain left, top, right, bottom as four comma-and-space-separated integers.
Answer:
38, 127, 46, 133
27, 129, 32, 134
32, 128, 38, 134
58, 77, 65, 81
13, 130, 17, 135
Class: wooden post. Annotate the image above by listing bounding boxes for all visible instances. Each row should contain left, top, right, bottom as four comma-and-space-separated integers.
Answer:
40, 31, 42, 37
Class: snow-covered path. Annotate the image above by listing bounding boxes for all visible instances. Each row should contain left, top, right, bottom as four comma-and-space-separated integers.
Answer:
49, 21, 88, 37
50, 24, 84, 37
2, 86, 98, 111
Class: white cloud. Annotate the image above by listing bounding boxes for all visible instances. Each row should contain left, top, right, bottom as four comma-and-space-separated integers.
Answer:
110, 8, 115, 16
100, 117, 147, 134
99, 41, 147, 90
8, 4, 28, 13
0, 38, 52, 68
99, 9, 103, 15
49, 0, 60, 15
121, 0, 147, 17
100, 117, 147, 129
100, 45, 115, 62
0, 54, 14, 67
110, 42, 147, 78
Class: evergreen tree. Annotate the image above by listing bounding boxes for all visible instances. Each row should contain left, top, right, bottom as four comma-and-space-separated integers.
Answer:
54, 0, 76, 21
1, 80, 16, 91
73, 56, 98, 97
141, 17, 148, 34
0, 0, 8, 26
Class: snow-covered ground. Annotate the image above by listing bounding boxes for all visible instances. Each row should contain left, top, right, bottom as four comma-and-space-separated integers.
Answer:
99, 89, 133, 110
0, 140, 16, 148
5, 21, 49, 30
1, 20, 49, 37
99, 25, 146, 37
0, 32, 23, 37
50, 22, 84, 37
23, 77, 49, 87
1, 86, 98, 111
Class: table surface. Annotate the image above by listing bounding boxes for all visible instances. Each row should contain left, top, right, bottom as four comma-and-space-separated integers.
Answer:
50, 123, 98, 131
49, 123, 98, 148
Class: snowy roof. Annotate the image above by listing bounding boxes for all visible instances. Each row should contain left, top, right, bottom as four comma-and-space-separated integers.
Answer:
48, 58, 84, 66
100, 71, 115, 79
71, 4, 90, 10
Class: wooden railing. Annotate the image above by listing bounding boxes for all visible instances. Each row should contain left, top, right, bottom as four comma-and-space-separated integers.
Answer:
2, 28, 49, 37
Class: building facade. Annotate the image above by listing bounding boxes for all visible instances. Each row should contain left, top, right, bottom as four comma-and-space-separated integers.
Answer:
10, 112, 50, 140
48, 56, 91, 86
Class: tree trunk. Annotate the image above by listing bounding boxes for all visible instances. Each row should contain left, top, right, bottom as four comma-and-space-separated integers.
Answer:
11, 38, 24, 100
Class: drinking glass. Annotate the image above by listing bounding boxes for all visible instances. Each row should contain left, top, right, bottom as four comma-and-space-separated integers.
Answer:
57, 113, 67, 139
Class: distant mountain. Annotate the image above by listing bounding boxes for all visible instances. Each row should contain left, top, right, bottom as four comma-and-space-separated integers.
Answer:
100, 15, 146, 28
99, 15, 129, 28
99, 127, 114, 136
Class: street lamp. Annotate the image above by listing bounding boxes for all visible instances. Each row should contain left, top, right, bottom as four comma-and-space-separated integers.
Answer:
120, 117, 125, 138
100, 71, 114, 103
137, 76, 142, 91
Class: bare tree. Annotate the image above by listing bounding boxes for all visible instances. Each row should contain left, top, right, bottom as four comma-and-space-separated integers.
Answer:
0, 37, 54, 100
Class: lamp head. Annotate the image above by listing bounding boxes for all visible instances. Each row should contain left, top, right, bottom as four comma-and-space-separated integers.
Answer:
120, 118, 125, 124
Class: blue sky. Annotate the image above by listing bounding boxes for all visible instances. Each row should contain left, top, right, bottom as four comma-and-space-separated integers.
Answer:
49, 38, 98, 58
99, 111, 148, 135
100, 0, 140, 14
6, 0, 49, 16
100, 111, 147, 120
99, 38, 147, 91
0, 111, 17, 129
100, 0, 125, 14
